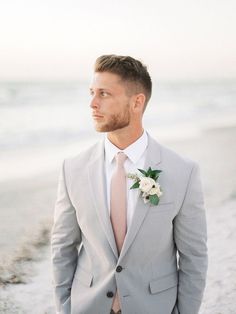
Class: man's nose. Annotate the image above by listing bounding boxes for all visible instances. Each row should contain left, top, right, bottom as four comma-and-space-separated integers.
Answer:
90, 96, 100, 109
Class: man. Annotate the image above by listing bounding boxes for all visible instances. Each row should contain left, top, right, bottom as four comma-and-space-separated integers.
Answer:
51, 55, 208, 314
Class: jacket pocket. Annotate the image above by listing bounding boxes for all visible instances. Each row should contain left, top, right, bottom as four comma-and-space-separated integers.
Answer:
74, 267, 93, 287
149, 272, 178, 294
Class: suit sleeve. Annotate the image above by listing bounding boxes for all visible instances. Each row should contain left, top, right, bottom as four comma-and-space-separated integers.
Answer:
174, 162, 208, 314
51, 159, 81, 313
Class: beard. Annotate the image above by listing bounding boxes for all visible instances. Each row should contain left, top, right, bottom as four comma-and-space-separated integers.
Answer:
94, 104, 130, 132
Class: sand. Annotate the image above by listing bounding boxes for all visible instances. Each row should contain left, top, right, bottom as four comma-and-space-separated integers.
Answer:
169, 126, 236, 314
0, 125, 236, 313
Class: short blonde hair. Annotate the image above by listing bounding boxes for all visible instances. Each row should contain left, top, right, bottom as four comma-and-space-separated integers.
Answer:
94, 54, 152, 109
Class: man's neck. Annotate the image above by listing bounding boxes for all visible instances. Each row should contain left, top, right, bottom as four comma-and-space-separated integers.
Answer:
107, 128, 144, 150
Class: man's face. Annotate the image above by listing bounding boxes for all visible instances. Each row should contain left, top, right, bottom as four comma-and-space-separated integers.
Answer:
89, 72, 132, 132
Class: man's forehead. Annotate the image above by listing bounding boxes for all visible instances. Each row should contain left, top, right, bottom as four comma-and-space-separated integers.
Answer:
90, 72, 123, 88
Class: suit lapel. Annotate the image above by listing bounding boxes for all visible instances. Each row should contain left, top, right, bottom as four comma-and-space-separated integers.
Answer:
119, 134, 162, 262
87, 139, 118, 258
87, 134, 162, 261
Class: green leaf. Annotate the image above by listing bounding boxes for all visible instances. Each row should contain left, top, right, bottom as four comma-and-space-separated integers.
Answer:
138, 168, 147, 176
150, 174, 157, 180
152, 169, 162, 175
149, 194, 159, 206
147, 168, 162, 179
130, 181, 140, 189
151, 170, 162, 181
149, 167, 155, 176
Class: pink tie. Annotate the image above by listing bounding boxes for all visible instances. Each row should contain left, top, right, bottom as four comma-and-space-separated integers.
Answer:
110, 152, 127, 312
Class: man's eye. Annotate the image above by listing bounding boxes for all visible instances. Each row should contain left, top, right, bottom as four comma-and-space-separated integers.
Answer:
90, 90, 94, 96
101, 91, 108, 97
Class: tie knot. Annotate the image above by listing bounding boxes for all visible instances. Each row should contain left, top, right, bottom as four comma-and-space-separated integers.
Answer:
115, 152, 127, 167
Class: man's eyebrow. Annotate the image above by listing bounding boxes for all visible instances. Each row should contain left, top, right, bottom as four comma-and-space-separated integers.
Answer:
89, 87, 111, 91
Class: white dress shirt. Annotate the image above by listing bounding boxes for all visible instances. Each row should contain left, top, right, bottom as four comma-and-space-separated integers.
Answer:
104, 130, 148, 229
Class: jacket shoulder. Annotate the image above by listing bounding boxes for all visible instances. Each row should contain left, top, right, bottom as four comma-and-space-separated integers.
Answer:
63, 140, 103, 173
159, 142, 197, 169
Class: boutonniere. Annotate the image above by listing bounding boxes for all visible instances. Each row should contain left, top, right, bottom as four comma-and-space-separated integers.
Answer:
127, 167, 163, 205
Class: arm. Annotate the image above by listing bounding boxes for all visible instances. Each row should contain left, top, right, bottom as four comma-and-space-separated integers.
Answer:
51, 159, 81, 313
174, 163, 208, 314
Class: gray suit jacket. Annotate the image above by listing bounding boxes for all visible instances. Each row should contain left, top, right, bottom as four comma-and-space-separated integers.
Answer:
51, 134, 208, 314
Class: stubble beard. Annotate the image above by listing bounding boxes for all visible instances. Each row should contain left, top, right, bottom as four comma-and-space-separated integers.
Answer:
94, 104, 130, 132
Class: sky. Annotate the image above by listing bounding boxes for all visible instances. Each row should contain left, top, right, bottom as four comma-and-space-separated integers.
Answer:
0, 0, 235, 81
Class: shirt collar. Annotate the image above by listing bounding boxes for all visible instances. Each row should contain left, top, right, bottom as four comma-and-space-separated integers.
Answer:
105, 130, 148, 164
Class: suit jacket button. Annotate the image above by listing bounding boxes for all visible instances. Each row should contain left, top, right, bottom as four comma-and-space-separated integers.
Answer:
107, 291, 114, 298
116, 265, 123, 272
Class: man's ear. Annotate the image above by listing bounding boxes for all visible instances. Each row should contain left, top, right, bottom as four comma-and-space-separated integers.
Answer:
132, 93, 146, 113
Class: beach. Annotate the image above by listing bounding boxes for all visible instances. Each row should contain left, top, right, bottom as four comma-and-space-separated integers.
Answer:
0, 124, 236, 313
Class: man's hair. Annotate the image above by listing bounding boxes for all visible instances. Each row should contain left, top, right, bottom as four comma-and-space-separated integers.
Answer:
94, 54, 152, 110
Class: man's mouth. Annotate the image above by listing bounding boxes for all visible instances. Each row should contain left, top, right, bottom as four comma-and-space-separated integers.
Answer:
92, 113, 103, 119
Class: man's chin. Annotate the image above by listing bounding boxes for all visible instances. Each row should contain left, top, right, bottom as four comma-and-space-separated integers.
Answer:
94, 124, 108, 132
94, 121, 130, 133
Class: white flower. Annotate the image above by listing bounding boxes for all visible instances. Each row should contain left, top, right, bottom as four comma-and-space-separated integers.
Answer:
149, 182, 162, 197
139, 177, 156, 193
